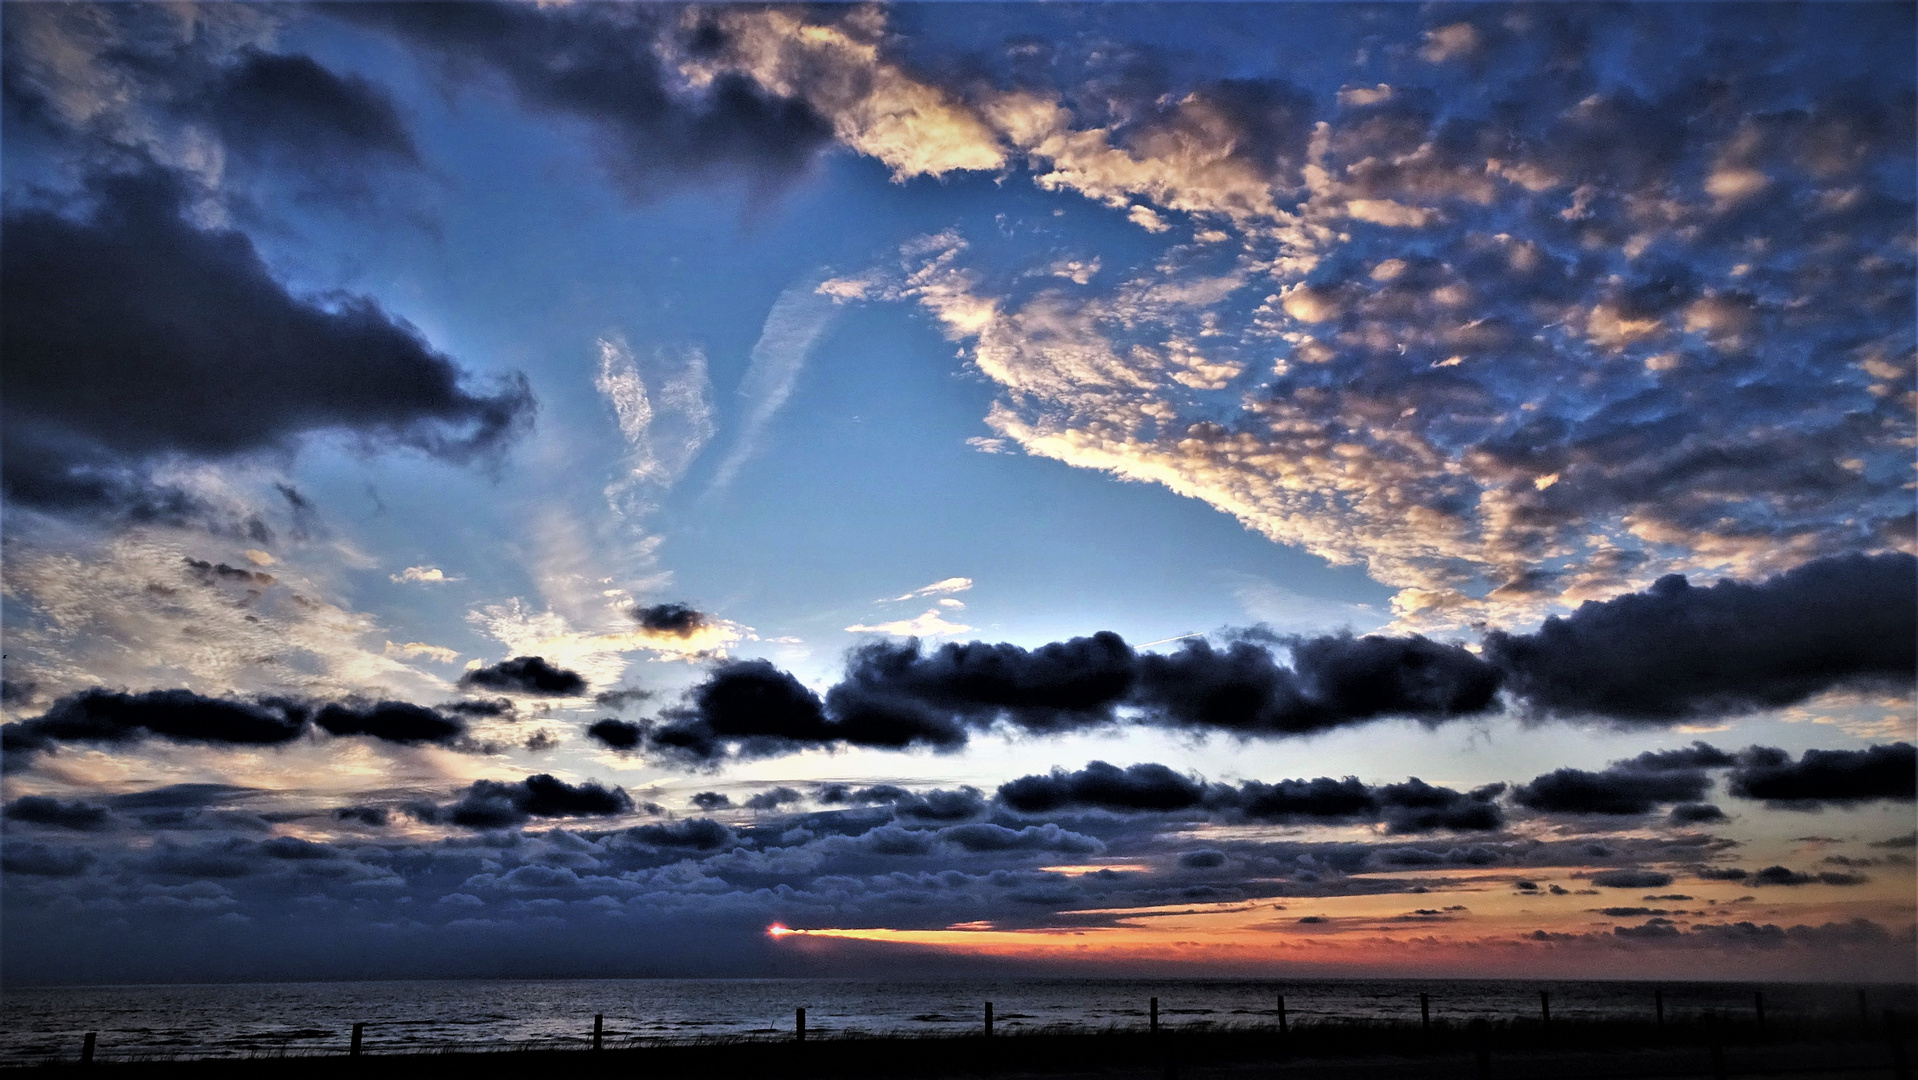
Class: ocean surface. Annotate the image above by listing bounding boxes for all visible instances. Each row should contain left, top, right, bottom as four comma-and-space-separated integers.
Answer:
2, 978, 1912, 1064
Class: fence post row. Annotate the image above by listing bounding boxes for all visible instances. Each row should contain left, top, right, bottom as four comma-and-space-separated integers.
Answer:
126, 986, 1913, 1062
81, 1033, 96, 1066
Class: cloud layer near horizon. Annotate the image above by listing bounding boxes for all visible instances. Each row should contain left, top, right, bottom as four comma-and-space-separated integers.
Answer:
3, 741, 1911, 983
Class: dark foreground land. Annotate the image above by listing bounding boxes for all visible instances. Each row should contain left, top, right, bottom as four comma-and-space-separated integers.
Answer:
23, 1017, 1915, 1080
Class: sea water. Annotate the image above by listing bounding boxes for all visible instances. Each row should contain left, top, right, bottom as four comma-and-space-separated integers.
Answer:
2, 978, 1911, 1063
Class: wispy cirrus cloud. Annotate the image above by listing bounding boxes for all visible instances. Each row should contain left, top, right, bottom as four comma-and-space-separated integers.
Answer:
594, 336, 715, 517
884, 577, 973, 603
706, 277, 839, 495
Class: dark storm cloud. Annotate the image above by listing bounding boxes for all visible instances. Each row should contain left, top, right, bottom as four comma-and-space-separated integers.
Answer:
3, 2, 425, 184
1, 165, 533, 522
634, 603, 710, 637
622, 818, 736, 851
1512, 766, 1713, 816
594, 688, 654, 711
690, 792, 732, 811
1513, 739, 1915, 818
4, 796, 112, 831
420, 774, 635, 829
995, 761, 1503, 834
890, 788, 989, 822
2, 689, 307, 756
647, 658, 972, 763
829, 633, 1137, 735
1589, 869, 1674, 889
1225, 776, 1504, 833
638, 550, 1913, 765
189, 49, 419, 170
460, 657, 588, 697
935, 822, 1102, 855
313, 700, 467, 745
1727, 743, 1917, 807
1621, 743, 1739, 771
999, 761, 1206, 813
444, 698, 514, 718
333, 806, 390, 828
2, 689, 471, 758
1669, 803, 1727, 825
587, 719, 645, 750
658, 630, 1503, 763
743, 788, 804, 811
1225, 776, 1377, 821
1133, 634, 1500, 736
1373, 779, 1507, 833
1485, 553, 1917, 722
338, 2, 834, 199
1747, 865, 1870, 887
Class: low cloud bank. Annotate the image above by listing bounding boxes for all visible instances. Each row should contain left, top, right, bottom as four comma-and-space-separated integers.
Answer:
642, 553, 1914, 762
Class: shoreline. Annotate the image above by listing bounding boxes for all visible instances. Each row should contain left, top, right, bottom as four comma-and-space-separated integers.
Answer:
13, 1015, 1911, 1079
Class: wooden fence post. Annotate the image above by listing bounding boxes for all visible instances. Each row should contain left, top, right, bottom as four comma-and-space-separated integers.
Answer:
81, 1033, 95, 1066
796, 1007, 806, 1043
593, 1014, 603, 1052
1150, 996, 1159, 1036
1539, 990, 1551, 1029
1277, 994, 1287, 1036
350, 1023, 363, 1057
984, 1001, 993, 1037
1421, 992, 1431, 1033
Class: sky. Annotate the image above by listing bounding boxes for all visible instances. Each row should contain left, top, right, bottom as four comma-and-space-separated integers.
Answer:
0, 1, 1914, 986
